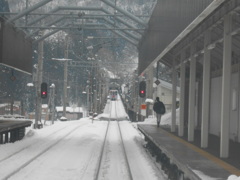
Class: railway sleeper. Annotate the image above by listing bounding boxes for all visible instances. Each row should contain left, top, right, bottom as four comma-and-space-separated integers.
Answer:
145, 140, 188, 180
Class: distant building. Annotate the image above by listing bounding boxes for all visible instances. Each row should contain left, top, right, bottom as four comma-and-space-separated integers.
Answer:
0, 102, 22, 115
55, 106, 83, 120
153, 80, 180, 113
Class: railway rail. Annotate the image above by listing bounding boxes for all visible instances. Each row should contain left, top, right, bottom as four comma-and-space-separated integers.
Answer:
1, 122, 89, 180
94, 100, 133, 180
0, 126, 67, 163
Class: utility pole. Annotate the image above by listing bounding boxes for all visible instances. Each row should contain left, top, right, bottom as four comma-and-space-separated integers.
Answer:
86, 85, 89, 116
63, 36, 69, 118
50, 84, 55, 124
35, 32, 44, 129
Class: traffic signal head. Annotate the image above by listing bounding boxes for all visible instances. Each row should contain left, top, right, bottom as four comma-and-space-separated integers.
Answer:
41, 82, 48, 99
139, 81, 146, 98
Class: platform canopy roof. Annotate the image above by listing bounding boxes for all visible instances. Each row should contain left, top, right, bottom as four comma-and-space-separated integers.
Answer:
2, 0, 154, 47
142, 0, 240, 76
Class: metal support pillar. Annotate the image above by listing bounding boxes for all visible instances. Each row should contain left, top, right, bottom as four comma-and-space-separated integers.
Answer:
179, 53, 186, 137
201, 30, 211, 148
0, 133, 2, 144
146, 66, 154, 117
220, 14, 232, 158
5, 132, 8, 143
171, 59, 177, 132
149, 66, 154, 100
188, 46, 196, 142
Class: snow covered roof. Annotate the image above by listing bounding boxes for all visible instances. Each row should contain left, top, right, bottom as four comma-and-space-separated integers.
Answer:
145, 98, 154, 104
42, 104, 48, 108
0, 103, 8, 108
55, 106, 83, 113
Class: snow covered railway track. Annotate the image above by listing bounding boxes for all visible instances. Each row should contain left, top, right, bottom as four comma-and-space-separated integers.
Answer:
1, 122, 89, 180
95, 101, 133, 180
0, 126, 68, 164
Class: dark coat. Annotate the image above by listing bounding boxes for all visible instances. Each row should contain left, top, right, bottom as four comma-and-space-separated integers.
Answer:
153, 100, 165, 114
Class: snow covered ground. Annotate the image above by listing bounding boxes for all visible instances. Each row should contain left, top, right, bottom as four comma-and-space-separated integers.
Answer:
0, 95, 238, 180
0, 98, 166, 180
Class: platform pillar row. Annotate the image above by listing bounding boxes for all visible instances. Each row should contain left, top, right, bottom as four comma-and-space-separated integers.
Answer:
171, 59, 177, 132
0, 133, 3, 144
188, 44, 196, 142
179, 52, 186, 137
201, 29, 211, 148
220, 13, 232, 158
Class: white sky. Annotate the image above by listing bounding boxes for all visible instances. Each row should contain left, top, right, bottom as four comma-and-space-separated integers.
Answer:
0, 94, 237, 180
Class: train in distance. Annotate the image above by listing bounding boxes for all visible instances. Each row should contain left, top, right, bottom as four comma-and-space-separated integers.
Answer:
108, 90, 118, 101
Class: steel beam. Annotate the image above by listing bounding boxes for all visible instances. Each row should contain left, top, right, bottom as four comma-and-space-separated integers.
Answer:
33, 28, 63, 43
18, 25, 144, 31
25, 6, 143, 44
0, 12, 149, 18
104, 24, 138, 46
33, 23, 138, 47
103, 17, 141, 41
101, 0, 147, 27
101, 8, 143, 36
7, 0, 53, 23
26, 16, 66, 38
27, 6, 103, 26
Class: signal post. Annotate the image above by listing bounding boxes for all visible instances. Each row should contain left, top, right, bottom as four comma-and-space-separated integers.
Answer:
139, 81, 146, 121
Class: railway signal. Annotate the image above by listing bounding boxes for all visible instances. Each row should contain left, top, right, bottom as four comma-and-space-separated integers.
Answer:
41, 82, 48, 99
139, 81, 146, 98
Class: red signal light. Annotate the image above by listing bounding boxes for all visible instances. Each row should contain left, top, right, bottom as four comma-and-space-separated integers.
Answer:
139, 81, 146, 98
41, 82, 48, 99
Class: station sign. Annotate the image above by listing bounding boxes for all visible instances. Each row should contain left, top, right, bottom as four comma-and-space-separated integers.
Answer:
141, 104, 146, 116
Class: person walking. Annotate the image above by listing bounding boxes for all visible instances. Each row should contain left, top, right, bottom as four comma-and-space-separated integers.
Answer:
153, 97, 165, 127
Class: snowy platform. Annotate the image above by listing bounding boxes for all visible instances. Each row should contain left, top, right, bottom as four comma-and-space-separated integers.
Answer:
138, 124, 232, 180
0, 119, 32, 143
